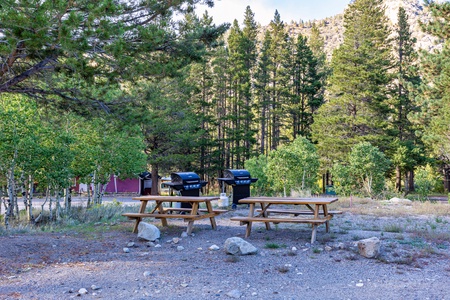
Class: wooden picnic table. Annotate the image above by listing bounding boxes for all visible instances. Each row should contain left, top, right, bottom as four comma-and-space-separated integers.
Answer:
122, 195, 225, 235
230, 196, 340, 243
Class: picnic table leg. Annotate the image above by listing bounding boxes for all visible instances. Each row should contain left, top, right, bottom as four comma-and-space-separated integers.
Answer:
260, 203, 271, 230
156, 201, 168, 227
310, 204, 321, 243
132, 200, 148, 233
323, 204, 330, 233
205, 201, 217, 230
244, 203, 255, 237
311, 224, 317, 244
186, 202, 199, 235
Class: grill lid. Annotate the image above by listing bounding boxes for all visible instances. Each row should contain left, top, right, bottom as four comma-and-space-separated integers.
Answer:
170, 172, 201, 184
218, 169, 258, 186
223, 169, 251, 180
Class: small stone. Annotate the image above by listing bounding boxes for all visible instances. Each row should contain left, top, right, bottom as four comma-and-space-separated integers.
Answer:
91, 285, 100, 290
356, 283, 364, 287
146, 242, 155, 247
252, 292, 257, 296
78, 288, 88, 295
143, 271, 152, 277
155, 244, 162, 248
181, 283, 188, 287
177, 246, 185, 251
181, 232, 188, 238
197, 247, 203, 250
127, 242, 135, 247
209, 245, 220, 251
123, 247, 130, 253
291, 247, 298, 251
173, 238, 180, 244
325, 246, 332, 251
226, 289, 243, 299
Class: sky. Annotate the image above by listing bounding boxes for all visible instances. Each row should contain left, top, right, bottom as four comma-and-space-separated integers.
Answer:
195, 0, 351, 26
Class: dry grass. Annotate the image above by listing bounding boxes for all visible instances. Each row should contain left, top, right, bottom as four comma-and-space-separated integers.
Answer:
332, 197, 450, 217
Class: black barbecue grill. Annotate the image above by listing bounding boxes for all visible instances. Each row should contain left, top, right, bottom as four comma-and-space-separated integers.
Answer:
218, 169, 258, 209
164, 172, 208, 208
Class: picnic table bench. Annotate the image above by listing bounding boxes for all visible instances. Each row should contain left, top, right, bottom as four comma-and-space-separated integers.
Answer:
122, 195, 224, 235
230, 196, 339, 243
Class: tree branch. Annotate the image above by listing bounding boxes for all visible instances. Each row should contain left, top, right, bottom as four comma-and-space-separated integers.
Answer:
0, 55, 58, 92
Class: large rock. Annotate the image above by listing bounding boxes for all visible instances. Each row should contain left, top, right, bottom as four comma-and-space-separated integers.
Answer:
224, 237, 258, 255
389, 197, 412, 205
357, 237, 381, 258
137, 222, 160, 241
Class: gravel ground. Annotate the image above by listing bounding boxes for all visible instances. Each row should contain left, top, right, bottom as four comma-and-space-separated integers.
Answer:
1, 203, 450, 300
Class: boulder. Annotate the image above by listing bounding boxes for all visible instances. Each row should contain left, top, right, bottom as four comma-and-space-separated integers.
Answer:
224, 237, 258, 255
389, 197, 412, 205
137, 222, 160, 241
357, 237, 381, 258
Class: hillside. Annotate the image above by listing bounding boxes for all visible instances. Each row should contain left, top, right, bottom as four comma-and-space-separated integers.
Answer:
270, 0, 439, 60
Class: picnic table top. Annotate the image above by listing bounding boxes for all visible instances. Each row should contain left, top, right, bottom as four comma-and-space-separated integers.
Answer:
238, 196, 338, 205
131, 195, 219, 202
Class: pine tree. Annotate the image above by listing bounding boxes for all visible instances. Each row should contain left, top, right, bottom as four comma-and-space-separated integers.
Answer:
0, 0, 227, 113
312, 0, 392, 167
267, 10, 290, 150
388, 7, 424, 193
416, 1, 450, 192
285, 35, 323, 140
224, 7, 259, 168
254, 31, 272, 155
240, 6, 259, 160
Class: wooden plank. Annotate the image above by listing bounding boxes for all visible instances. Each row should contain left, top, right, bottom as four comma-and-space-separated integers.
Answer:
238, 197, 338, 205
162, 208, 228, 214
256, 209, 343, 215
131, 196, 219, 202
230, 217, 329, 224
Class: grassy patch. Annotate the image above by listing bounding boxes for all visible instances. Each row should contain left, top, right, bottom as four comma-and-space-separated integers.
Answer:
265, 242, 287, 249
383, 224, 403, 233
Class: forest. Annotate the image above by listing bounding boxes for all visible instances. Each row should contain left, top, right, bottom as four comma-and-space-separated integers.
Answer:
1, 0, 450, 226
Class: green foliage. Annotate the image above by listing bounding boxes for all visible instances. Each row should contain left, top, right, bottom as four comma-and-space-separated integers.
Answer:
312, 0, 392, 168
332, 142, 391, 198
266, 137, 319, 196
244, 155, 270, 196
0, 0, 228, 113
415, 1, 450, 169
415, 165, 440, 201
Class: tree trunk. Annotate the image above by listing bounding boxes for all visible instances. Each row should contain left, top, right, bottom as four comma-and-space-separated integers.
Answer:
64, 187, 72, 213
151, 166, 159, 195
395, 166, 402, 192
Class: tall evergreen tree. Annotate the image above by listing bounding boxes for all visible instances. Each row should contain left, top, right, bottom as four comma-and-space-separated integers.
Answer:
254, 31, 272, 155
312, 0, 392, 168
388, 7, 424, 193
285, 35, 323, 140
415, 1, 450, 191
240, 6, 259, 161
267, 10, 290, 150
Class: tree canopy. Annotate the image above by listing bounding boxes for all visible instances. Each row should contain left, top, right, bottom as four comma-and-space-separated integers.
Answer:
0, 0, 227, 113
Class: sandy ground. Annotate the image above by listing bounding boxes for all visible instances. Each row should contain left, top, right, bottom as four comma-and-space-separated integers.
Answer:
1, 201, 450, 299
